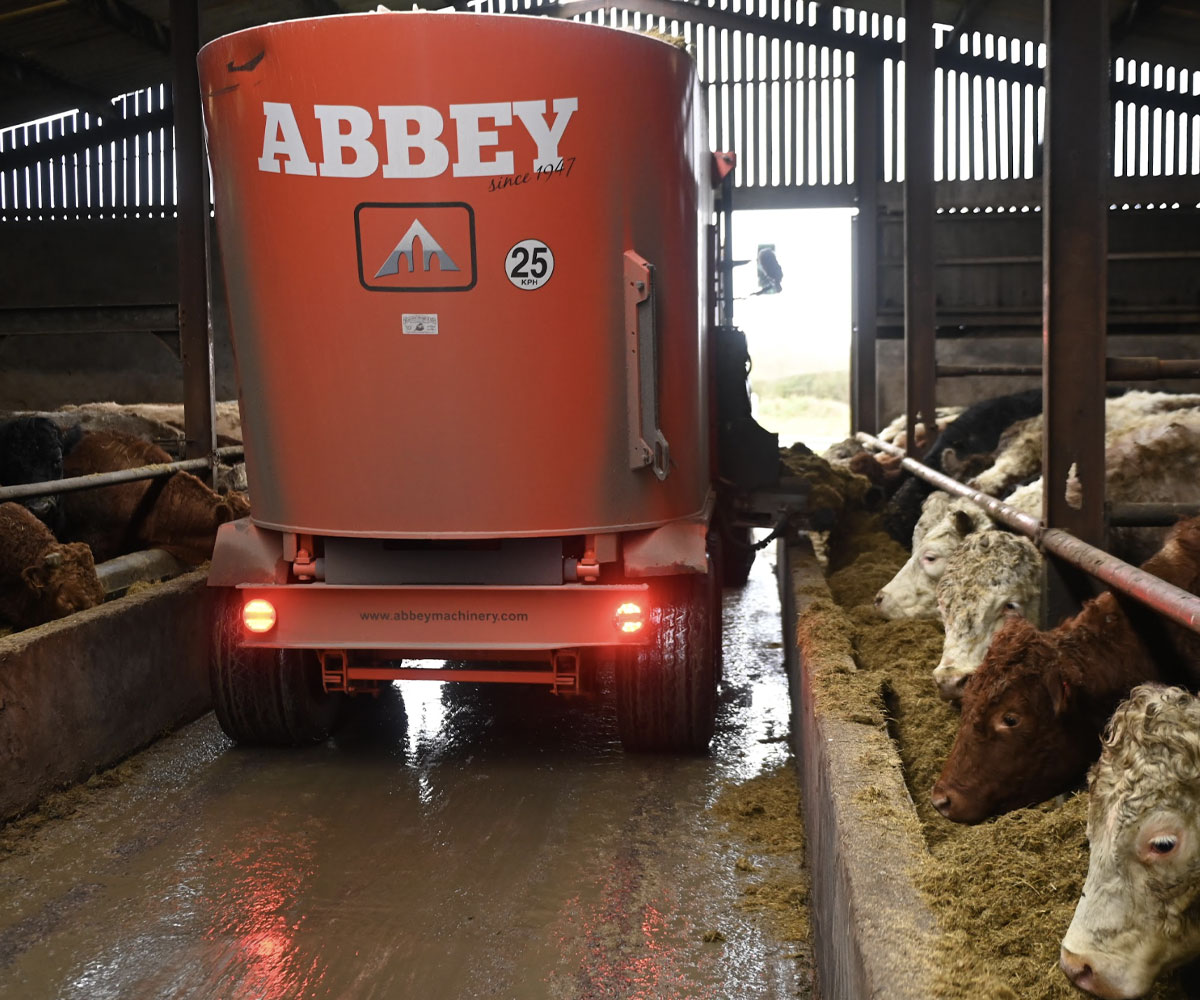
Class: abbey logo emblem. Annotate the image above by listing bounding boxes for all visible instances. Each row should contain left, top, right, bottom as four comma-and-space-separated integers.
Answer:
375, 220, 459, 278
355, 202, 477, 292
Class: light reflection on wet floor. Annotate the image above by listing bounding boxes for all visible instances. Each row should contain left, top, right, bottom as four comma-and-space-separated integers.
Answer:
0, 546, 807, 1000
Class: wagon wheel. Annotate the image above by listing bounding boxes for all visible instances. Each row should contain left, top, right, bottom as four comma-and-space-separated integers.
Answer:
616, 571, 717, 753
210, 590, 347, 746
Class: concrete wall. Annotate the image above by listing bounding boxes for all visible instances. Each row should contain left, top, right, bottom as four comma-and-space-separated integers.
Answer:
0, 220, 237, 409
876, 334, 1200, 424
868, 204, 1200, 426
0, 571, 214, 821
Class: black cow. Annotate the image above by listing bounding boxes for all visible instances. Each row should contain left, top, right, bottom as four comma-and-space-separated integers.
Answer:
882, 389, 1044, 545
0, 417, 80, 535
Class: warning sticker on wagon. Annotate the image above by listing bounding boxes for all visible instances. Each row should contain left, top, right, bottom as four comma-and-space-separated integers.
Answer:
402, 313, 438, 335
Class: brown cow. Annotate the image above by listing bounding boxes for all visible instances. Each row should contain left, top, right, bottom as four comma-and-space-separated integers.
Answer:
847, 451, 903, 493
929, 515, 1200, 824
0, 501, 104, 629
61, 431, 250, 566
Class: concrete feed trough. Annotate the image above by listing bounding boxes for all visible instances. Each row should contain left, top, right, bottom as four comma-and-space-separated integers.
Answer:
779, 537, 939, 999
780, 531, 1198, 1000
0, 571, 212, 821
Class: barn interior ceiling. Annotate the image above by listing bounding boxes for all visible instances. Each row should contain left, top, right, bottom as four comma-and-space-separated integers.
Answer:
849, 0, 1200, 67
0, 0, 1197, 131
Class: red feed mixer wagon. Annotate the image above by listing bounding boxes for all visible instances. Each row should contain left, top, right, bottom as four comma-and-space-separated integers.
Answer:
199, 11, 787, 752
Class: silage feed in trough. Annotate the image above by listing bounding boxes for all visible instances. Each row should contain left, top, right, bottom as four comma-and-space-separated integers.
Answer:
799, 521, 1191, 999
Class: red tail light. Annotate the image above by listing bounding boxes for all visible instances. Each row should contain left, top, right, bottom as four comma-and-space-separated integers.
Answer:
614, 602, 644, 634
243, 598, 277, 634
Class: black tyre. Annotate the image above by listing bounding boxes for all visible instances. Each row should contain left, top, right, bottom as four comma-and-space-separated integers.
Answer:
210, 591, 347, 746
616, 573, 717, 753
707, 532, 726, 686
719, 523, 756, 587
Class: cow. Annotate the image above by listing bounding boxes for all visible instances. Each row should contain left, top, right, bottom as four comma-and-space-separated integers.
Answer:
822, 439, 906, 497
847, 450, 904, 493
9, 400, 245, 450
0, 416, 79, 533
874, 493, 992, 619
967, 391, 1200, 499
883, 409, 1200, 630
932, 530, 1043, 700
882, 388, 1044, 545
1004, 410, 1200, 563
0, 501, 104, 630
1059, 684, 1200, 1000
929, 516, 1200, 825
60, 431, 251, 566
874, 405, 964, 451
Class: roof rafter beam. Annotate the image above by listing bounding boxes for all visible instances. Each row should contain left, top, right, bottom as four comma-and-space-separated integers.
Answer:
941, 0, 989, 48
1111, 0, 1166, 47
68, 0, 171, 54
0, 49, 112, 120
534, 0, 1200, 114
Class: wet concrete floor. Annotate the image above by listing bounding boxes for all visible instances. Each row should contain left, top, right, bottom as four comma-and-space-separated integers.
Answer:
0, 549, 811, 1000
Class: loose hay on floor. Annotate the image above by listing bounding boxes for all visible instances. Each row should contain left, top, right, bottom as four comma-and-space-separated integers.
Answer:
807, 522, 1192, 1000
712, 762, 812, 946
0, 757, 144, 858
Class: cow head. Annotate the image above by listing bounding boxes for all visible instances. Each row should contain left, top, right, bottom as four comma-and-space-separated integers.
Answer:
822, 438, 865, 465
932, 531, 1042, 700
21, 542, 105, 624
1061, 685, 1200, 999
875, 494, 990, 619
930, 615, 1096, 823
221, 490, 252, 520
0, 416, 69, 528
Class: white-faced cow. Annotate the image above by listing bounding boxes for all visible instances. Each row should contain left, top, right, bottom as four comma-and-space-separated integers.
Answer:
875, 493, 992, 620
932, 530, 1043, 700
1061, 685, 1200, 999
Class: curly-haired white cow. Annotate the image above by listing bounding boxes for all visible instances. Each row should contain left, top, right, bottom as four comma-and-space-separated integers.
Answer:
1004, 411, 1200, 564
932, 531, 1042, 700
968, 391, 1200, 498
874, 493, 993, 619
1061, 684, 1200, 999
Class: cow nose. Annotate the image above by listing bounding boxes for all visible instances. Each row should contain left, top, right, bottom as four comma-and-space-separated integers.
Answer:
873, 591, 884, 610
930, 785, 953, 817
26, 495, 54, 517
1059, 947, 1095, 991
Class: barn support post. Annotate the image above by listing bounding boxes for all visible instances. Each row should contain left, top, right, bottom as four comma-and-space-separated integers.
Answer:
902, 0, 936, 459
1041, 0, 1110, 625
171, 0, 216, 479
851, 53, 882, 435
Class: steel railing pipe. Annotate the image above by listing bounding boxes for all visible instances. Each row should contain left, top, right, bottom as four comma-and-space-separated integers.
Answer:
935, 357, 1200, 380
0, 445, 244, 502
1108, 502, 1200, 527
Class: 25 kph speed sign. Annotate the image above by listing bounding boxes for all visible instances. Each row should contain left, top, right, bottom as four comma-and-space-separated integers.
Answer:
505, 239, 555, 290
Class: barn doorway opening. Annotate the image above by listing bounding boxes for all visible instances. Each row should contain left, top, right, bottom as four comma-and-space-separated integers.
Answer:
732, 207, 854, 454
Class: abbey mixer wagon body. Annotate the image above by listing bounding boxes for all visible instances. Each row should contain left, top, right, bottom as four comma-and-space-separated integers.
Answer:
199, 11, 776, 752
